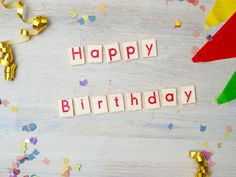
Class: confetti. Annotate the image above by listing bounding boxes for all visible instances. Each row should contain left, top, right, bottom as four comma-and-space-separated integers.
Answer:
217, 142, 223, 148
187, 0, 199, 6
42, 158, 50, 165
61, 159, 72, 177
32, 149, 40, 156
73, 164, 81, 171
191, 46, 199, 54
14, 169, 20, 175
24, 138, 30, 144
202, 150, 215, 169
82, 15, 89, 22
225, 126, 232, 132
61, 158, 82, 177
9, 136, 40, 177
168, 123, 173, 130
78, 18, 85, 25
70, 9, 78, 18
201, 150, 213, 161
29, 137, 38, 145
199, 5, 206, 13
98, 3, 107, 11
175, 20, 182, 28
206, 34, 212, 41
64, 158, 70, 165
89, 15, 96, 22
20, 141, 27, 154
165, 0, 173, 5
2, 99, 9, 107
224, 131, 232, 138
200, 125, 207, 132
79, 79, 88, 86
11, 106, 18, 113
202, 141, 208, 149
12, 162, 18, 169
208, 159, 216, 168
22, 123, 37, 132
192, 31, 200, 37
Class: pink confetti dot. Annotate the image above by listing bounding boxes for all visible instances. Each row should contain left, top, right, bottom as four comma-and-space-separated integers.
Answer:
16, 156, 24, 161
2, 99, 9, 107
187, 0, 199, 6
193, 31, 200, 37
12, 162, 17, 168
225, 126, 232, 132
199, 5, 206, 13
208, 160, 216, 168
8, 168, 13, 174
42, 158, 50, 165
191, 46, 199, 54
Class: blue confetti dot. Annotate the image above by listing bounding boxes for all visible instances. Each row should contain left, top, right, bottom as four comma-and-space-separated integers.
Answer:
206, 34, 212, 41
168, 123, 174, 130
89, 15, 96, 22
200, 125, 207, 132
22, 123, 37, 132
33, 149, 40, 155
78, 18, 85, 25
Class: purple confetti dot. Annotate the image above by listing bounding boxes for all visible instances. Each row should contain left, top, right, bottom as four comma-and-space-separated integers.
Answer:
79, 79, 88, 86
30, 137, 38, 145
201, 150, 213, 160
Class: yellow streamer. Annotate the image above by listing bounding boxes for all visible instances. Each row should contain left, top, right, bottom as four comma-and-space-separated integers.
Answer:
0, 0, 47, 81
205, 0, 236, 29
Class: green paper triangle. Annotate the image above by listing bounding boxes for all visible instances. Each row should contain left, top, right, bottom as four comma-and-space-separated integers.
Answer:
217, 71, 236, 105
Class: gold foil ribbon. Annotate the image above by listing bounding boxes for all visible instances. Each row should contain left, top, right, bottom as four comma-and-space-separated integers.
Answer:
0, 0, 47, 81
189, 151, 210, 177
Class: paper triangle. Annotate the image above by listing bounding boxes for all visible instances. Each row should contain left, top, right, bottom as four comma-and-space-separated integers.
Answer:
192, 12, 236, 63
217, 71, 236, 105
205, 0, 236, 29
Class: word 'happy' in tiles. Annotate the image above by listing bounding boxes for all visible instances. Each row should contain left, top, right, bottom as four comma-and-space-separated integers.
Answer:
58, 86, 196, 117
69, 39, 157, 65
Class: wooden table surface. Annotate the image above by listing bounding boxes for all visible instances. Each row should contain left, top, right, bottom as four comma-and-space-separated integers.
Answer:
0, 0, 236, 176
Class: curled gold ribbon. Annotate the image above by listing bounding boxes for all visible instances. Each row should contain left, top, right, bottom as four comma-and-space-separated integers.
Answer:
0, 0, 47, 81
189, 151, 210, 177
0, 42, 16, 80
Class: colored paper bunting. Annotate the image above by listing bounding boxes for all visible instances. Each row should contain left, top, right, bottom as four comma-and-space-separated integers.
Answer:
217, 71, 236, 105
192, 12, 236, 63
205, 0, 236, 29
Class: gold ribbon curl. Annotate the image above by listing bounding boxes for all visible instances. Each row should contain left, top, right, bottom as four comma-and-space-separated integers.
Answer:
0, 0, 47, 81
189, 151, 211, 177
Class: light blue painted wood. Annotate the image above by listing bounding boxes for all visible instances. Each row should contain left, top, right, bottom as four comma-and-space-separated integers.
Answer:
0, 0, 236, 176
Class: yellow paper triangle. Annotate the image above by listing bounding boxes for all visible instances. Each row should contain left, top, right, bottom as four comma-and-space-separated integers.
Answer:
205, 0, 236, 29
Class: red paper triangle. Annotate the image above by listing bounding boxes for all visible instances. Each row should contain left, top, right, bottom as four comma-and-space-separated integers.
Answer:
192, 12, 236, 63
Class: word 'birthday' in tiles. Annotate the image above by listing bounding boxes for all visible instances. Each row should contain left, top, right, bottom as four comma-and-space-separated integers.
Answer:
58, 85, 196, 117
69, 39, 157, 65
